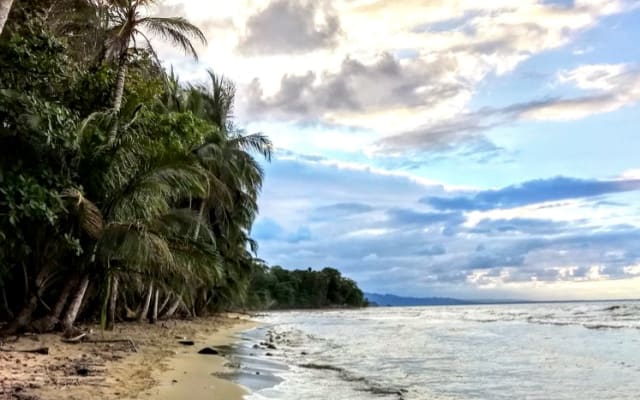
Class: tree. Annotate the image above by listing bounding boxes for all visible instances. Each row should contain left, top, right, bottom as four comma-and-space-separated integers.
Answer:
99, 0, 206, 115
0, 0, 13, 35
0, 4, 276, 333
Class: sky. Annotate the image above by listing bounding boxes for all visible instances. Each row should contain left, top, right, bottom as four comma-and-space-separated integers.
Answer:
154, 0, 640, 300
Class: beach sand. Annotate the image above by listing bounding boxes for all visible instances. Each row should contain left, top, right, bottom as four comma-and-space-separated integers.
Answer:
0, 315, 255, 400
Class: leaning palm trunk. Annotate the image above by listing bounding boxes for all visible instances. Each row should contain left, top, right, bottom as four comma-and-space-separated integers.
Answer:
106, 275, 119, 330
161, 291, 183, 320
1, 287, 13, 320
112, 55, 128, 113
108, 54, 128, 137
137, 282, 153, 322
62, 275, 90, 333
150, 288, 159, 324
4, 266, 51, 334
31, 276, 78, 333
158, 292, 172, 315
0, 0, 14, 35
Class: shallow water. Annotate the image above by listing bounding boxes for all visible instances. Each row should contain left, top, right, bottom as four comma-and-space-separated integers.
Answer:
238, 302, 640, 400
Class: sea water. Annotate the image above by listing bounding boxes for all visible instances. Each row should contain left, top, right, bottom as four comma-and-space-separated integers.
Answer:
236, 302, 640, 400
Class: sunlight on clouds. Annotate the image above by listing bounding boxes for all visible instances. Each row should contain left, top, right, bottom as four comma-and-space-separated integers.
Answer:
345, 228, 390, 237
558, 63, 629, 91
467, 266, 640, 300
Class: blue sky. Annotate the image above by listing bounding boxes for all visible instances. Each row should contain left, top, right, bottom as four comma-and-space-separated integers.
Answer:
159, 0, 640, 300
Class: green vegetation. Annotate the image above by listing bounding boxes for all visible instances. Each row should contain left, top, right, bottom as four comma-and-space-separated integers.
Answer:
246, 266, 367, 309
0, 0, 366, 334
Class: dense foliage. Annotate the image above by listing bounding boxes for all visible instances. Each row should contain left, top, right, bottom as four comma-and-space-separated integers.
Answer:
246, 266, 367, 309
0, 0, 276, 334
0, 0, 367, 335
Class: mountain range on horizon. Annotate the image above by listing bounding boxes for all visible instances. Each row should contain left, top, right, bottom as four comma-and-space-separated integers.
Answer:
364, 293, 478, 307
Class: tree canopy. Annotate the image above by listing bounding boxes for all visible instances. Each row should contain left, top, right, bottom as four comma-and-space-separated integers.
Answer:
246, 266, 367, 310
0, 0, 366, 335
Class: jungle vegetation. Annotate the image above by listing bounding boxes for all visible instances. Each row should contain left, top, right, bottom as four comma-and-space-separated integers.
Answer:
0, 0, 366, 335
246, 266, 367, 310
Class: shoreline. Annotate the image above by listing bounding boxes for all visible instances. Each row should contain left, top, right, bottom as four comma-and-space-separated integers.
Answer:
0, 314, 257, 400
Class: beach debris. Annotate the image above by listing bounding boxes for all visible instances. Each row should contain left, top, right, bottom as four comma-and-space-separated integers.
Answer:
178, 340, 195, 346
74, 366, 90, 376
197, 347, 220, 355
62, 332, 89, 343
0, 347, 49, 355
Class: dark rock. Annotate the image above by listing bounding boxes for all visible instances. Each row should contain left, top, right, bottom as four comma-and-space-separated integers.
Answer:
198, 347, 220, 355
301, 351, 308, 355
266, 343, 276, 350
252, 344, 260, 349
265, 352, 273, 356
178, 340, 195, 346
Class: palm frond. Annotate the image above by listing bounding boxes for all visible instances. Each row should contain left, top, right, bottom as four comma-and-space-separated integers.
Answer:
228, 133, 273, 161
139, 17, 206, 59
60, 188, 105, 239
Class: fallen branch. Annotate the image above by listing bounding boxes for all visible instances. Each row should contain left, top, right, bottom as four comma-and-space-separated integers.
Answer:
0, 346, 49, 355
61, 332, 88, 343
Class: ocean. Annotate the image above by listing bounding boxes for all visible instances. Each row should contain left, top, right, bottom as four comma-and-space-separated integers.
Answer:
229, 302, 640, 399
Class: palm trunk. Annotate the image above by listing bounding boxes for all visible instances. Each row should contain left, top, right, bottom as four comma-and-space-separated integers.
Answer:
7, 293, 38, 333
1, 286, 13, 320
161, 292, 183, 320
106, 276, 119, 330
0, 0, 14, 36
109, 43, 130, 138
137, 282, 153, 322
31, 276, 77, 333
150, 288, 159, 324
5, 266, 50, 333
62, 275, 90, 333
158, 292, 172, 315
112, 56, 128, 113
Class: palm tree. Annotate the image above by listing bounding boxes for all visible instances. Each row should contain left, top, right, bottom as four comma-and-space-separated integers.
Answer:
55, 108, 219, 331
99, 0, 206, 115
186, 72, 272, 312
0, 0, 14, 35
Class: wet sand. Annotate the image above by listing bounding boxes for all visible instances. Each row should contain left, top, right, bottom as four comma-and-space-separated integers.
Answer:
139, 319, 256, 400
0, 314, 255, 400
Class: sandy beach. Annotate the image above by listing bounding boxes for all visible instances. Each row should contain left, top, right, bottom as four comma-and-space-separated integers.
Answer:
0, 315, 255, 400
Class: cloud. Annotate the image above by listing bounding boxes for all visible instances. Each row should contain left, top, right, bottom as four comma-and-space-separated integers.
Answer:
376, 63, 640, 153
312, 202, 374, 221
422, 176, 640, 211
246, 52, 466, 121
469, 218, 569, 235
237, 0, 341, 55
385, 208, 465, 228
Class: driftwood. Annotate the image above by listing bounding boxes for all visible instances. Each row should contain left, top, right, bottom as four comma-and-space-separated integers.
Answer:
0, 346, 49, 355
61, 332, 88, 343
